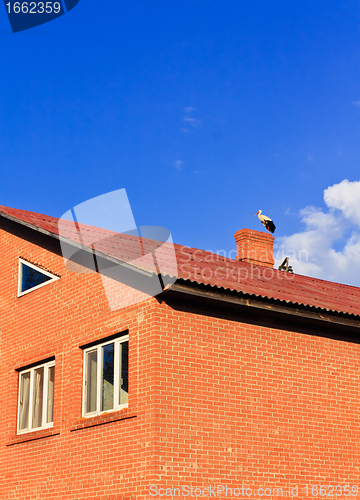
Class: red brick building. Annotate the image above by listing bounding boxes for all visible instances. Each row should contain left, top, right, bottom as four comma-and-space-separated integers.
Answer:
1, 206, 360, 500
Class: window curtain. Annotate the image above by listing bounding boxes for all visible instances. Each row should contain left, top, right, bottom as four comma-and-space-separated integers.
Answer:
32, 367, 44, 428
19, 372, 30, 430
46, 366, 55, 423
101, 343, 114, 411
119, 342, 128, 405
86, 351, 97, 413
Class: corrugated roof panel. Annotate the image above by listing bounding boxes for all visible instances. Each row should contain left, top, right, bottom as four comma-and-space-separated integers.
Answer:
1, 205, 360, 317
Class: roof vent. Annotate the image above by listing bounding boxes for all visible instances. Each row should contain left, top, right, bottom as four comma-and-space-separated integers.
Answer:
234, 229, 274, 268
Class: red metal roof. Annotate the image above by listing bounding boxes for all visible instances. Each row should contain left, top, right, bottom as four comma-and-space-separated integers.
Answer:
1, 205, 360, 318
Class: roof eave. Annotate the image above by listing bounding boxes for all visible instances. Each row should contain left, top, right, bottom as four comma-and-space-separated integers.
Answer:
2, 209, 360, 326
0, 210, 154, 278
168, 279, 360, 329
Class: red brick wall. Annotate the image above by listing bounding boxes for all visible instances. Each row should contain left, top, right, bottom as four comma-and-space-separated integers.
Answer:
0, 224, 162, 500
153, 304, 360, 497
1, 223, 359, 499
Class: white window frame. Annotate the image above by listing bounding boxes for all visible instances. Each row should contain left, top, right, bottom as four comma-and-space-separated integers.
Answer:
17, 360, 55, 435
18, 258, 60, 297
82, 335, 129, 418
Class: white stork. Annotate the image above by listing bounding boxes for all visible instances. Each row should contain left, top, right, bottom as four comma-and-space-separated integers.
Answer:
255, 210, 276, 233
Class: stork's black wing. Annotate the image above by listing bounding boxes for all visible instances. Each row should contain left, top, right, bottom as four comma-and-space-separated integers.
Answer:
265, 220, 276, 233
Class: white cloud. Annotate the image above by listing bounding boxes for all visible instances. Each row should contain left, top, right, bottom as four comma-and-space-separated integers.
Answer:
173, 160, 183, 170
183, 117, 202, 129
275, 179, 360, 286
352, 100, 360, 106
324, 178, 360, 225
181, 107, 202, 131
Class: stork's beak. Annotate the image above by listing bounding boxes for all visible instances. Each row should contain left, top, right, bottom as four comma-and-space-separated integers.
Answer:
254, 211, 258, 216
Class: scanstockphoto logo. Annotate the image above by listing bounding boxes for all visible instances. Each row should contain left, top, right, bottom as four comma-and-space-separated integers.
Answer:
3, 0, 79, 33
58, 189, 178, 312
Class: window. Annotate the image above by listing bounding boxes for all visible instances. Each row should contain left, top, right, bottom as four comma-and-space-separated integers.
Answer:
17, 360, 55, 434
18, 258, 60, 297
83, 335, 128, 417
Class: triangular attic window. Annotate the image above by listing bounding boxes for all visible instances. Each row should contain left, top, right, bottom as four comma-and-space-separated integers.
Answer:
18, 259, 60, 296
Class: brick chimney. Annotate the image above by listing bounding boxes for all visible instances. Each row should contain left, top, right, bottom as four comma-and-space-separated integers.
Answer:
234, 229, 275, 268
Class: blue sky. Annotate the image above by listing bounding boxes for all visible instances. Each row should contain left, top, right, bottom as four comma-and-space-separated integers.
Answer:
1, 1, 360, 285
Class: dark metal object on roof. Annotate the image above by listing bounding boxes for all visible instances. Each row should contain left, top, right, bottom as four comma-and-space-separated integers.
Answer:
278, 257, 294, 274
